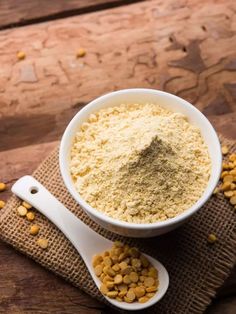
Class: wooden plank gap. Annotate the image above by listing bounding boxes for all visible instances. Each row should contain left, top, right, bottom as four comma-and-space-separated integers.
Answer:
0, 0, 145, 31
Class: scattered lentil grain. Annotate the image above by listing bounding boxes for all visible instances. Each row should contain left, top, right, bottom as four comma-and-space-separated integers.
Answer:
146, 286, 158, 293
124, 296, 134, 303
100, 283, 108, 295
112, 264, 120, 272
144, 277, 155, 287
0, 200, 5, 209
114, 274, 123, 284
221, 182, 231, 191
26, 211, 35, 221
17, 51, 26, 60
0, 182, 6, 192
17, 205, 27, 217
30, 224, 40, 235
208, 233, 217, 244
138, 296, 149, 303
223, 175, 234, 183
129, 272, 139, 283
76, 48, 86, 58
222, 145, 229, 155
116, 296, 123, 302
134, 286, 146, 298
123, 274, 131, 284
219, 150, 236, 210
107, 291, 118, 298
104, 256, 112, 266
106, 281, 114, 289
37, 238, 48, 249
22, 201, 32, 209
230, 196, 236, 205
92, 254, 103, 267
126, 289, 136, 301
224, 191, 234, 198
229, 153, 236, 161
95, 264, 103, 276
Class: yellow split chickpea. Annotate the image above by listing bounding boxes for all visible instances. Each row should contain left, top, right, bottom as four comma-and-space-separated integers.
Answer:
217, 149, 236, 213
26, 211, 35, 221
17, 51, 26, 60
0, 182, 6, 192
93, 241, 159, 303
76, 48, 86, 58
17, 205, 27, 217
37, 238, 48, 249
207, 233, 217, 244
22, 201, 32, 209
30, 225, 40, 235
0, 200, 5, 209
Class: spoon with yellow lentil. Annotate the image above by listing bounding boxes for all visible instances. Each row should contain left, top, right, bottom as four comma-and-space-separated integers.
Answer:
12, 176, 169, 311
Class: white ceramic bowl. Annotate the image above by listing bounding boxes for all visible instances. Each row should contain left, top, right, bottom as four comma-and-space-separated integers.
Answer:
59, 89, 222, 238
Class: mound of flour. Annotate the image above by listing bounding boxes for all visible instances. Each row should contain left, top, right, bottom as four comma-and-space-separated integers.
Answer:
70, 103, 211, 223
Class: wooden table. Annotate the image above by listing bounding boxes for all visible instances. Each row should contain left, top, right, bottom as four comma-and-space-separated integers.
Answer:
0, 0, 235, 313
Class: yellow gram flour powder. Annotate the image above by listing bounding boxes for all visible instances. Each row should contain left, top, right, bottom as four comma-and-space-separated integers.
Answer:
70, 103, 211, 223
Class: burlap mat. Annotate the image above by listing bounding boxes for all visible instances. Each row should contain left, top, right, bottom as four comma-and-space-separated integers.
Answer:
0, 135, 236, 314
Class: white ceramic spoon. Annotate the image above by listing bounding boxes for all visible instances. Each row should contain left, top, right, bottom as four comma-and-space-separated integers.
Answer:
12, 175, 169, 311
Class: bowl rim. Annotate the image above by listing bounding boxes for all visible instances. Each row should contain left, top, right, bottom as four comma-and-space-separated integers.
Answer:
59, 88, 222, 230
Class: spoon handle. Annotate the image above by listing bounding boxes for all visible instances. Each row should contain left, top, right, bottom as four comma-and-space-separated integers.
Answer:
11, 176, 170, 311
11, 176, 111, 266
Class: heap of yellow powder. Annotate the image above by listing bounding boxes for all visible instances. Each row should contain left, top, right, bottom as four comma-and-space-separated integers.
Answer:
70, 103, 211, 223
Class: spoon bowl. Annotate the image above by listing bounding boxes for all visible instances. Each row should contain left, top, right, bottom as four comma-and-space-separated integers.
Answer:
12, 175, 169, 311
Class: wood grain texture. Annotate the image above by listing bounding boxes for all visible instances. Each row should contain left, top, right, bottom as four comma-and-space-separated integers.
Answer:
0, 0, 142, 29
0, 0, 235, 313
0, 240, 105, 314
206, 267, 236, 314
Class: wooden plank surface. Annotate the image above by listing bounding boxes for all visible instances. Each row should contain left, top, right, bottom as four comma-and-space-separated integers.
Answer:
0, 240, 104, 314
0, 0, 236, 312
0, 0, 142, 30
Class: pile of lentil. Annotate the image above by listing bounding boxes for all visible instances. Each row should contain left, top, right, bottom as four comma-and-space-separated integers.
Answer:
93, 241, 158, 303
207, 146, 236, 245
214, 146, 236, 207
70, 103, 211, 223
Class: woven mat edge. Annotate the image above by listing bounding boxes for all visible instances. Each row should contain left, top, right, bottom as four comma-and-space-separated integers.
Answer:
192, 226, 236, 313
